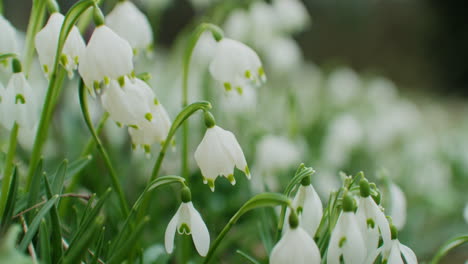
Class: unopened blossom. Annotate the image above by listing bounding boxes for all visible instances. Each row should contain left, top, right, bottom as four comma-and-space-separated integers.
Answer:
270, 212, 321, 264
388, 183, 407, 230
327, 194, 367, 264
272, 0, 310, 33
0, 15, 18, 56
165, 188, 210, 257
106, 1, 153, 53
283, 177, 323, 238
101, 77, 153, 127
356, 179, 391, 257
35, 12, 85, 78
209, 38, 265, 94
78, 25, 134, 94
194, 121, 250, 191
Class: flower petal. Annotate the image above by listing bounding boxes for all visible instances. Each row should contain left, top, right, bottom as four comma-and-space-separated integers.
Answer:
187, 202, 210, 256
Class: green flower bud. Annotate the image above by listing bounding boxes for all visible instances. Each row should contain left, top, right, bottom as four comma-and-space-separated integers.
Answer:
342, 193, 355, 212
289, 210, 299, 229
359, 178, 371, 197
181, 186, 192, 203
11, 58, 22, 73
204, 111, 216, 128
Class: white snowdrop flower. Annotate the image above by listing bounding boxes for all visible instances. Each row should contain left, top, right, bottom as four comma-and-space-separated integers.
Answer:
356, 179, 391, 257
327, 194, 367, 264
191, 31, 217, 66
209, 38, 265, 94
249, 2, 277, 48
283, 179, 323, 238
270, 225, 321, 264
220, 85, 257, 113
370, 226, 417, 264
106, 1, 153, 54
272, 0, 310, 33
194, 124, 249, 191
265, 36, 302, 74
388, 183, 407, 230
35, 12, 86, 78
326, 67, 361, 107
78, 25, 134, 94
223, 9, 250, 42
464, 202, 468, 224
101, 77, 153, 127
165, 188, 210, 257
0, 15, 18, 57
128, 100, 171, 152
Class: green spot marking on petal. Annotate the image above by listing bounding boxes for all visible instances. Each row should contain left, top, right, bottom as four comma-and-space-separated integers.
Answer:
116, 121, 123, 128
245, 165, 251, 179
60, 54, 68, 66
178, 223, 191, 235
206, 178, 215, 192
15, 94, 26, 104
74, 56, 79, 64
154, 98, 159, 105
145, 112, 153, 121
131, 143, 137, 150
245, 70, 252, 79
227, 174, 236, 185
144, 145, 151, 154
224, 82, 232, 91
43, 64, 49, 73
367, 218, 375, 229
93, 80, 100, 91
118, 76, 125, 87
297, 206, 303, 215
236, 86, 243, 95
258, 67, 265, 77
104, 76, 110, 85
339, 237, 347, 248
129, 124, 139, 129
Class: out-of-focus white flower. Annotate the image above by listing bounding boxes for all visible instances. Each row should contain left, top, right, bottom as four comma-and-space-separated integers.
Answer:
388, 183, 407, 230
327, 195, 367, 264
194, 125, 249, 191
283, 183, 323, 238
223, 9, 250, 42
270, 226, 321, 264
128, 101, 171, 152
191, 31, 217, 66
106, 1, 153, 53
101, 77, 153, 127
356, 179, 391, 258
272, 0, 310, 33
165, 201, 210, 257
219, 85, 257, 113
209, 38, 265, 94
0, 15, 18, 56
249, 2, 277, 48
326, 67, 362, 107
265, 36, 302, 74
35, 12, 85, 78
78, 25, 134, 94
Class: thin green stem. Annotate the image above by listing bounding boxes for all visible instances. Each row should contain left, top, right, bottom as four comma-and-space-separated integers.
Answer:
430, 234, 468, 264
78, 80, 129, 217
25, 0, 96, 192
150, 101, 212, 182
0, 122, 19, 217
181, 23, 223, 178
204, 193, 291, 264
23, 0, 47, 75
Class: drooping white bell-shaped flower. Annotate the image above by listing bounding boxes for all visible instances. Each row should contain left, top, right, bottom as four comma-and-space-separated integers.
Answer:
388, 183, 407, 230
283, 178, 323, 238
78, 25, 134, 94
356, 179, 391, 258
209, 38, 265, 94
35, 12, 86, 78
272, 0, 310, 33
194, 121, 250, 191
128, 101, 171, 152
271, 211, 321, 264
0, 15, 18, 56
106, 1, 153, 53
165, 188, 210, 257
369, 226, 417, 264
327, 194, 367, 264
101, 77, 153, 127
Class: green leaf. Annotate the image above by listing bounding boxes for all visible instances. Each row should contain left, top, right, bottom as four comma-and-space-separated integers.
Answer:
25, 159, 43, 220
18, 195, 59, 251
39, 220, 51, 264
430, 234, 468, 264
236, 250, 261, 264
89, 227, 106, 264
0, 168, 18, 235
66, 155, 93, 180
44, 175, 63, 262
107, 217, 150, 264
51, 160, 68, 195
62, 216, 103, 264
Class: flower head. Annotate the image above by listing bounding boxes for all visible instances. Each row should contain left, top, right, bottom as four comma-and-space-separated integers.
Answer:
327, 194, 367, 264
272, 0, 310, 33
209, 38, 265, 94
35, 12, 86, 78
165, 201, 210, 257
106, 1, 153, 53
0, 15, 18, 57
194, 125, 250, 191
78, 25, 134, 94
283, 181, 323, 238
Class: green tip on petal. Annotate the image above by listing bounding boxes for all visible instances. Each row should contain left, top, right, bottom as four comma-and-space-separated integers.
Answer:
245, 70, 252, 79
227, 174, 236, 185
154, 98, 159, 105
244, 166, 251, 179
104, 76, 110, 85
205, 178, 215, 192
60, 54, 68, 67
43, 64, 49, 74
15, 94, 26, 104
236, 86, 243, 95
144, 145, 151, 154
128, 124, 139, 129
118, 76, 125, 87
145, 112, 153, 121
224, 82, 232, 91
339, 237, 347, 248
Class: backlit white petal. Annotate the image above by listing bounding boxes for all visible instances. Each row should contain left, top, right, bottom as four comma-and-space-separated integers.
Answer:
399, 243, 418, 264
164, 205, 181, 254
272, 0, 310, 33
187, 202, 210, 256
270, 227, 321, 264
389, 183, 407, 230
0, 15, 18, 55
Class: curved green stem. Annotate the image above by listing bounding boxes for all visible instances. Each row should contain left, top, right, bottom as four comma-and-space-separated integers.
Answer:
204, 193, 292, 264
78, 80, 129, 217
430, 234, 468, 264
150, 101, 212, 182
181, 23, 223, 178
0, 122, 19, 217
0, 53, 18, 62
25, 0, 96, 192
